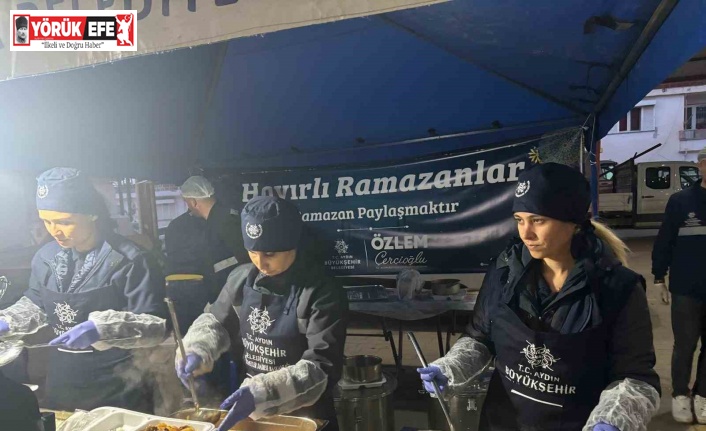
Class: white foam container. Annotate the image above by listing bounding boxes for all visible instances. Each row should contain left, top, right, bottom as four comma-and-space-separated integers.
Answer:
81, 407, 216, 431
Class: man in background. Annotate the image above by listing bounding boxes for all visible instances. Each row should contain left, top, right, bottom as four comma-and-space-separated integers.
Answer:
653, 147, 706, 424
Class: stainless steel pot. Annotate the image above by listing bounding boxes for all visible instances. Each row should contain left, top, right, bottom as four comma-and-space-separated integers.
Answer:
428, 391, 486, 431
428, 371, 492, 431
343, 355, 383, 383
334, 372, 397, 431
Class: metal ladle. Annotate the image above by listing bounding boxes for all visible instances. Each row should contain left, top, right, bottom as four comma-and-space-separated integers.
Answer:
407, 331, 455, 431
165, 297, 221, 425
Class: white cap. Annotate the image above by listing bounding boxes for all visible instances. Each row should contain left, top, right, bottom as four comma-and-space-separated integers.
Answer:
180, 176, 215, 199
699, 147, 706, 162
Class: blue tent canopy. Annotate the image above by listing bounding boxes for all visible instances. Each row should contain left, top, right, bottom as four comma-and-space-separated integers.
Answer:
0, 0, 705, 184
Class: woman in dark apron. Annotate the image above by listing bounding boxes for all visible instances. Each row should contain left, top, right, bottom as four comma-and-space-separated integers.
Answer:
177, 196, 348, 431
417, 163, 661, 431
0, 167, 168, 413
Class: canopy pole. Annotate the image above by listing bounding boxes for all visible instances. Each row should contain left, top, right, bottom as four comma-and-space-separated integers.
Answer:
594, 0, 679, 114
117, 180, 125, 216
589, 117, 600, 218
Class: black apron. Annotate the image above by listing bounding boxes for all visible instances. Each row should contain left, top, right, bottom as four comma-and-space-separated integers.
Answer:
238, 273, 337, 424
41, 285, 152, 412
480, 291, 609, 430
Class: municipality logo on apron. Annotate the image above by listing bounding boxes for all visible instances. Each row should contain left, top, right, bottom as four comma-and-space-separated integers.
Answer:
54, 302, 78, 324
247, 306, 275, 335
522, 341, 560, 371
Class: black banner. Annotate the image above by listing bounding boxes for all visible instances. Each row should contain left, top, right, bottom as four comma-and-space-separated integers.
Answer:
216, 130, 583, 275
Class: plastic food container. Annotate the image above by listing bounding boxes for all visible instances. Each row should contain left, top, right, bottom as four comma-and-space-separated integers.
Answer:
78, 407, 215, 431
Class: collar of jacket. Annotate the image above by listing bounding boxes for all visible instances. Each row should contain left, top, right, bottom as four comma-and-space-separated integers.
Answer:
495, 233, 621, 302
40, 233, 127, 290
252, 256, 304, 296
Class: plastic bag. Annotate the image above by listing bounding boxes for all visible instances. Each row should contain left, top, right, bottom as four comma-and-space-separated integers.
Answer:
396, 269, 423, 300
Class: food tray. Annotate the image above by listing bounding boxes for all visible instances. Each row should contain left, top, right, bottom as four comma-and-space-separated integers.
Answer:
216, 415, 319, 431
173, 411, 320, 431
81, 407, 215, 431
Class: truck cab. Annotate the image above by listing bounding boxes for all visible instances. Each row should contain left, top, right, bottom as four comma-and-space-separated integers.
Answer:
598, 160, 699, 228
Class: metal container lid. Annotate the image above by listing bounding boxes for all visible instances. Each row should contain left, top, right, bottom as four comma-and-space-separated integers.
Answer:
333, 373, 398, 401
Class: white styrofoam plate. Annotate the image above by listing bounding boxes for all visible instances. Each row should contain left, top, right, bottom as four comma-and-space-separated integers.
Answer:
84, 410, 145, 431
80, 407, 215, 431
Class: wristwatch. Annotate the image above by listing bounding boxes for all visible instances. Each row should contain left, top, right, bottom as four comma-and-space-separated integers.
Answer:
654, 279, 665, 284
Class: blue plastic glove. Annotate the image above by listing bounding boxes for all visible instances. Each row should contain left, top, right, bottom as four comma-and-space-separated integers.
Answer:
217, 386, 256, 431
593, 424, 619, 431
176, 353, 203, 389
49, 320, 100, 350
417, 365, 449, 393
0, 319, 9, 336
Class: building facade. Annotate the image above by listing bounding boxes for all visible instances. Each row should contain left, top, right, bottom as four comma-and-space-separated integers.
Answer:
601, 82, 706, 164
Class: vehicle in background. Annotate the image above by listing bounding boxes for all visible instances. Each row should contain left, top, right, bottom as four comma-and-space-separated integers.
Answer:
598, 159, 699, 227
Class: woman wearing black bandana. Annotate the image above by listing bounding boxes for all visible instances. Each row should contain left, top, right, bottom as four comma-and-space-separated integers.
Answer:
417, 163, 660, 431
0, 167, 168, 412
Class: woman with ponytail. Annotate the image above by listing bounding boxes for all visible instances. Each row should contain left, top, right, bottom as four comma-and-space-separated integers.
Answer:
417, 162, 660, 431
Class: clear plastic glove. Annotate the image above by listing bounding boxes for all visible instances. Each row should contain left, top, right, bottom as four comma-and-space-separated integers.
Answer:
0, 319, 9, 336
217, 386, 256, 431
176, 353, 203, 389
417, 365, 449, 393
49, 321, 100, 350
593, 423, 619, 431
656, 282, 670, 304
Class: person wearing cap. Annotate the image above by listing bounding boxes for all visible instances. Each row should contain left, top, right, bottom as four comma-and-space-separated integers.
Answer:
15, 16, 28, 44
176, 196, 348, 430
652, 146, 706, 424
163, 211, 213, 330
417, 163, 660, 431
0, 167, 168, 412
163, 209, 234, 399
179, 175, 250, 287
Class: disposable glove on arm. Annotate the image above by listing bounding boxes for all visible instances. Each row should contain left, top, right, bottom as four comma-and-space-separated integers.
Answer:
0, 297, 47, 336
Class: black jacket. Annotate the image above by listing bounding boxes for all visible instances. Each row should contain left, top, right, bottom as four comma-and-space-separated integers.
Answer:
206, 201, 251, 267
467, 236, 660, 394
164, 211, 210, 276
652, 181, 706, 298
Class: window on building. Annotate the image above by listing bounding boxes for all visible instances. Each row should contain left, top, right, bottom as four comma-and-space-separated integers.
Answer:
679, 166, 700, 189
612, 105, 655, 133
685, 105, 706, 130
645, 167, 671, 190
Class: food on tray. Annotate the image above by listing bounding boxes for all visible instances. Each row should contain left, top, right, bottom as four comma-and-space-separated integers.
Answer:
143, 423, 196, 431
